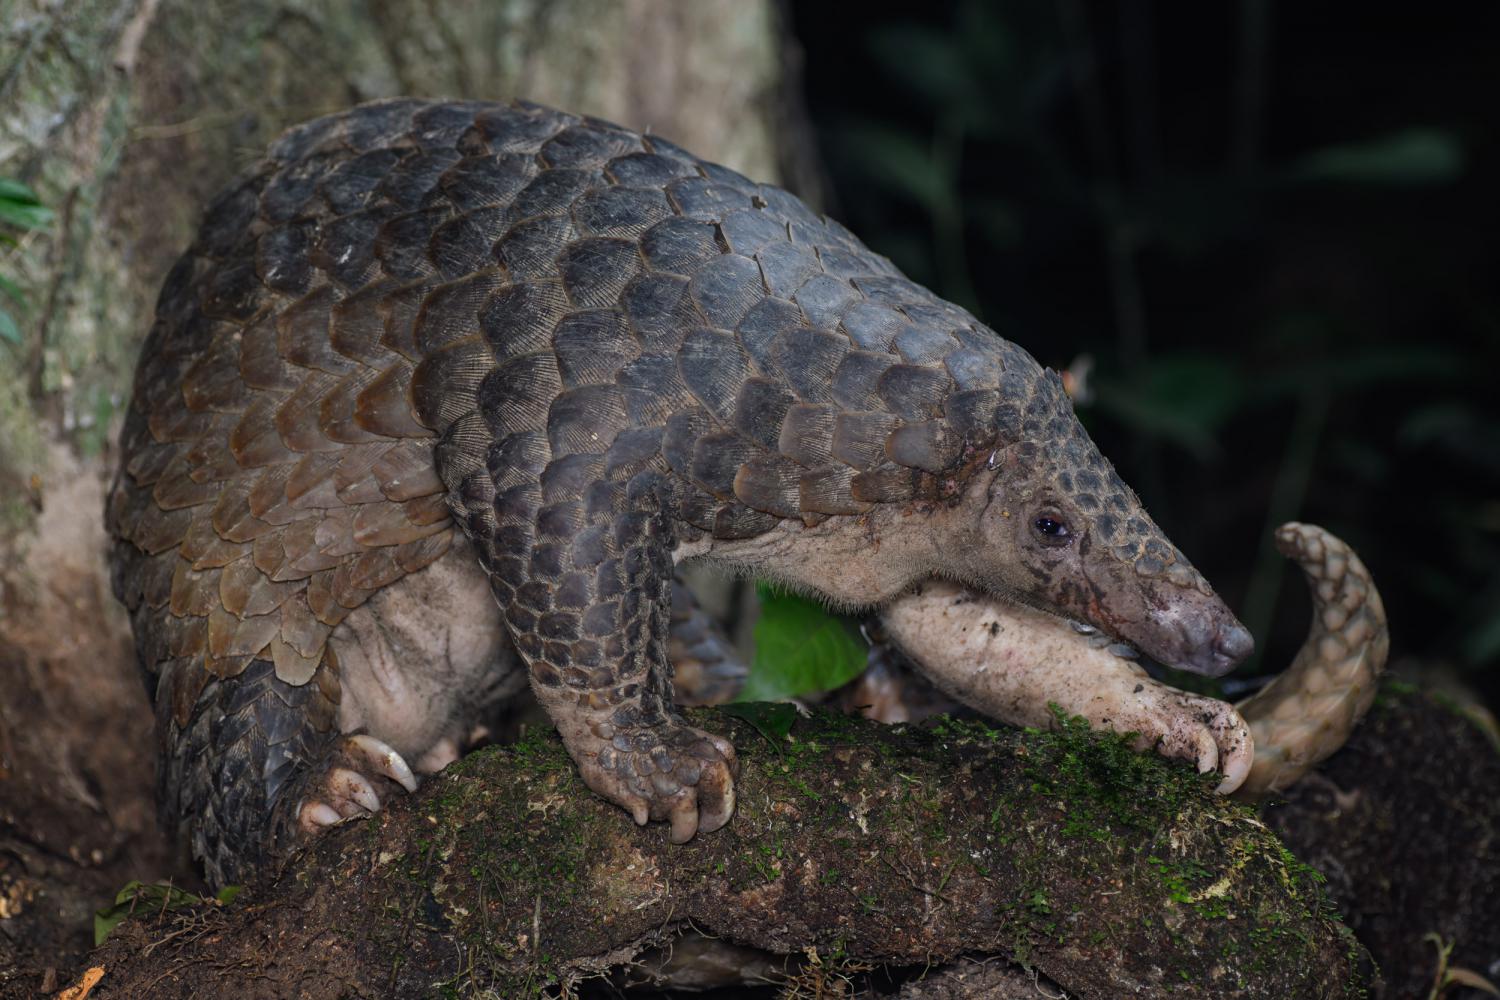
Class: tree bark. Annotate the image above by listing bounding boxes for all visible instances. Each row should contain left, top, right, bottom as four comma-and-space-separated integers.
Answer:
86, 709, 1370, 999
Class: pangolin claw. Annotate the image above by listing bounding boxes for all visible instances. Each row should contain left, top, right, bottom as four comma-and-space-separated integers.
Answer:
879, 580, 1257, 793
294, 735, 419, 836
348, 733, 419, 792
573, 717, 738, 843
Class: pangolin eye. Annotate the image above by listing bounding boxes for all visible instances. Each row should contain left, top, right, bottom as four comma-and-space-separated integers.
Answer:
1033, 516, 1072, 544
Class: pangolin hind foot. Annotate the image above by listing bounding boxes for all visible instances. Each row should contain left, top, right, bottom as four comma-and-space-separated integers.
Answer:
292, 733, 418, 833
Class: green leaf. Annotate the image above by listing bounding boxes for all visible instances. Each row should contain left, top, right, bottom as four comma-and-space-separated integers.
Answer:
93, 880, 217, 945
0, 198, 53, 230
94, 909, 127, 945
719, 701, 800, 747
0, 272, 22, 304
1442, 967, 1500, 997
0, 307, 20, 346
736, 585, 868, 702
1293, 128, 1464, 187
0, 178, 42, 204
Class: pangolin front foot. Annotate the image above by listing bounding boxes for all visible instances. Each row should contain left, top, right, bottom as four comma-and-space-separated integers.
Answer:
294, 734, 419, 834
1120, 683, 1255, 794
572, 717, 739, 843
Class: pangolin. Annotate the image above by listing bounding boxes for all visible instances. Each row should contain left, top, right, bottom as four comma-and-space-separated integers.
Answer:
108, 98, 1259, 887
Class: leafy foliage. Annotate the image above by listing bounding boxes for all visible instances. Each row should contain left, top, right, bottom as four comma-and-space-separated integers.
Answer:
736, 584, 868, 703
1292, 130, 1465, 188
0, 178, 51, 347
719, 701, 801, 745
0, 179, 54, 231
94, 881, 240, 945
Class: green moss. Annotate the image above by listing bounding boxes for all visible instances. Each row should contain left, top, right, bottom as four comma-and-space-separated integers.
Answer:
262, 705, 1371, 996
1021, 705, 1219, 845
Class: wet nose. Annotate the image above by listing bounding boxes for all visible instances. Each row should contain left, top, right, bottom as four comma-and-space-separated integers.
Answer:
1214, 622, 1254, 666
1177, 615, 1254, 676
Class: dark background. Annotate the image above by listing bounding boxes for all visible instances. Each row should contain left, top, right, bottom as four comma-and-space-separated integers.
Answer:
789, 1, 1500, 707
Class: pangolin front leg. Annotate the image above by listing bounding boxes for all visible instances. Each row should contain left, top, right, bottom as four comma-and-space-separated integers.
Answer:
489, 469, 739, 843
878, 581, 1256, 792
875, 522, 1387, 798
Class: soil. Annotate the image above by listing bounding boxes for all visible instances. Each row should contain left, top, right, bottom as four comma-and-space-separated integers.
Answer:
0, 446, 192, 998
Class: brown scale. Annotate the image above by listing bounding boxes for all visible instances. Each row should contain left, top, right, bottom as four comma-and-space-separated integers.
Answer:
111, 99, 1204, 887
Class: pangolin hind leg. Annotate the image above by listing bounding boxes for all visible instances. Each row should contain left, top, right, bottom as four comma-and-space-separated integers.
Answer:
155, 533, 743, 884
160, 653, 416, 886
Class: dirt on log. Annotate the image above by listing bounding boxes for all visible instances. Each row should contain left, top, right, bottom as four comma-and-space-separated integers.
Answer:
82, 708, 1369, 999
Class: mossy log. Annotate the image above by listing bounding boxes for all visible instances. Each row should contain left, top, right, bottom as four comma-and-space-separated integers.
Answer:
89, 708, 1370, 999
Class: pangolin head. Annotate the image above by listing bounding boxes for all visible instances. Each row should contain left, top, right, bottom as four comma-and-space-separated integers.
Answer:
955, 359, 1253, 677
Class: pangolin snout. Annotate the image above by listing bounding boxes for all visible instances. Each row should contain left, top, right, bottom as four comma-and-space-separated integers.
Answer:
1215, 621, 1254, 662
1176, 617, 1254, 677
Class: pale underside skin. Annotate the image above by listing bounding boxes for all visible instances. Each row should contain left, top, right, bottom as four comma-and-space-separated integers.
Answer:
879, 580, 1257, 793
296, 521, 1385, 831
302, 539, 526, 832
331, 539, 525, 772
